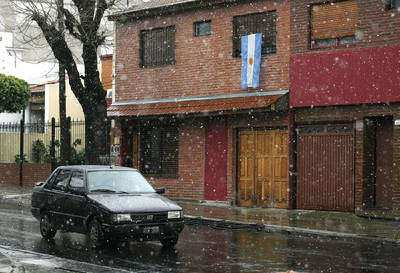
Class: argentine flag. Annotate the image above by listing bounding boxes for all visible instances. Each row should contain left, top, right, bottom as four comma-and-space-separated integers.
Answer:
241, 33, 262, 89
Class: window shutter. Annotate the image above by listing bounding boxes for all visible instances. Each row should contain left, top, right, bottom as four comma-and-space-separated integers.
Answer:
140, 26, 175, 67
161, 127, 179, 178
311, 0, 358, 40
140, 124, 179, 177
140, 128, 161, 175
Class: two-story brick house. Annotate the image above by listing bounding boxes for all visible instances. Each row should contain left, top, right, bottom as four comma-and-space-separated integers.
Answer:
109, 0, 400, 217
290, 0, 400, 217
108, 0, 292, 208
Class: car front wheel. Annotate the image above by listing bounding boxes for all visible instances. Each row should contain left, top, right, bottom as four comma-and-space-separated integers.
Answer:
88, 218, 103, 248
160, 236, 179, 248
40, 213, 56, 239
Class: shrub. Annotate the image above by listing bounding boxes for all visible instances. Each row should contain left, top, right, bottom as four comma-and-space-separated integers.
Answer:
32, 139, 48, 163
14, 154, 28, 163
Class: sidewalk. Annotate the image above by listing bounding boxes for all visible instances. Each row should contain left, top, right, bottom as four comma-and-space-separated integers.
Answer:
178, 200, 400, 243
0, 252, 12, 273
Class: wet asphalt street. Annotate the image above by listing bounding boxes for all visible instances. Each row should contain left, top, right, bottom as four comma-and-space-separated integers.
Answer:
1, 203, 400, 273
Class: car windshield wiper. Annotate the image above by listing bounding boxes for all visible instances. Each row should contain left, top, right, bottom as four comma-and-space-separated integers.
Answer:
90, 189, 116, 193
116, 191, 130, 194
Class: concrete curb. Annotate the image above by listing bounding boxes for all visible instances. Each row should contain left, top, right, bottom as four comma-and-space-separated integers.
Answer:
0, 197, 30, 208
0, 194, 31, 200
184, 215, 400, 244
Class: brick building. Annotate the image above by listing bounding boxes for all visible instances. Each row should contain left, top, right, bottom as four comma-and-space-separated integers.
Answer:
290, 0, 400, 217
108, 0, 400, 217
108, 0, 292, 207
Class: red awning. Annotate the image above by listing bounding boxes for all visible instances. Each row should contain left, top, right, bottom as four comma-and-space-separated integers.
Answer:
107, 93, 284, 117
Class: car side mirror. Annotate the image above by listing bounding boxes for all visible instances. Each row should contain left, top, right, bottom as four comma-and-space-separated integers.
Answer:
35, 182, 44, 187
70, 187, 86, 196
156, 188, 165, 194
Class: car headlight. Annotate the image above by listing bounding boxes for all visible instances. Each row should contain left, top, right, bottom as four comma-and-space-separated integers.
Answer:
111, 214, 131, 223
168, 211, 183, 219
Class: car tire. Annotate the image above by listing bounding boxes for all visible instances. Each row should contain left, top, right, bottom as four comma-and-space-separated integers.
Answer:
88, 218, 103, 248
40, 213, 57, 239
160, 236, 179, 248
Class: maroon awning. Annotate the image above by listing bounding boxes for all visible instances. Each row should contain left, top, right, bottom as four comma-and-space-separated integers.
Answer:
107, 93, 284, 117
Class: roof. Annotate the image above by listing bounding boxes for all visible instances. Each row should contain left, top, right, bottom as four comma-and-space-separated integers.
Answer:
127, 0, 198, 13
109, 0, 229, 21
30, 79, 59, 88
107, 91, 288, 117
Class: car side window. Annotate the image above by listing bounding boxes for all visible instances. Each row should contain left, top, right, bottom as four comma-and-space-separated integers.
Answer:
44, 170, 59, 189
53, 170, 71, 191
69, 171, 85, 191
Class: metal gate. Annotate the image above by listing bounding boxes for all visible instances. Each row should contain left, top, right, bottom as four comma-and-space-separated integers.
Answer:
238, 129, 288, 208
296, 124, 354, 211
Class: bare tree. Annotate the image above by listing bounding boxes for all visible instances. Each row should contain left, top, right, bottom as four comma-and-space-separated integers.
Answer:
11, 0, 124, 164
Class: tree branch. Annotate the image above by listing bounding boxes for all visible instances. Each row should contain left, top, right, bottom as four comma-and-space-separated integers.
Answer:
63, 8, 84, 41
93, 0, 109, 33
31, 12, 86, 104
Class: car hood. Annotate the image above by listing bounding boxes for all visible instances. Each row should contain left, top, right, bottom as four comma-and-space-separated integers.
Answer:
87, 193, 182, 213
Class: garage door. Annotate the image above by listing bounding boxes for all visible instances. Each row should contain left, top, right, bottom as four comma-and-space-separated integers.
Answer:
238, 129, 288, 208
296, 124, 354, 211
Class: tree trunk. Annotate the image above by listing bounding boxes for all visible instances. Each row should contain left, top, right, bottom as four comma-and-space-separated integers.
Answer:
81, 39, 108, 165
84, 100, 108, 165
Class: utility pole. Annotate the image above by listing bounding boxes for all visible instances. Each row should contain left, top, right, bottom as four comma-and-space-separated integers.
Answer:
19, 111, 25, 188
58, 0, 68, 165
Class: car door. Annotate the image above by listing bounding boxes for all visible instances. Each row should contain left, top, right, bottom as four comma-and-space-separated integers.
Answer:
49, 169, 72, 229
65, 170, 88, 233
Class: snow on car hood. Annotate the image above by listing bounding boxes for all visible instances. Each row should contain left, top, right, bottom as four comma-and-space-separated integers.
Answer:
87, 193, 182, 213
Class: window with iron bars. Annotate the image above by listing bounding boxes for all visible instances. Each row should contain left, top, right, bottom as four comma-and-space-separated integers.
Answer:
140, 124, 179, 178
232, 11, 277, 58
139, 26, 176, 67
388, 0, 400, 9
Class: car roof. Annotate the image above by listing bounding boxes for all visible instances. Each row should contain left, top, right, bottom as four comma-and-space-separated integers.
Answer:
57, 165, 138, 171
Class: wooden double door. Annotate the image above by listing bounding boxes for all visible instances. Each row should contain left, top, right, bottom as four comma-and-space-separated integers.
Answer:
238, 129, 288, 208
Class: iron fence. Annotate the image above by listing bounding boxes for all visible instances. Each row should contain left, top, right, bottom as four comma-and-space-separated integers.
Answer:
0, 119, 85, 164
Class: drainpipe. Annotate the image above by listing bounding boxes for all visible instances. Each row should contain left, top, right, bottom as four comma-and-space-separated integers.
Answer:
288, 108, 296, 209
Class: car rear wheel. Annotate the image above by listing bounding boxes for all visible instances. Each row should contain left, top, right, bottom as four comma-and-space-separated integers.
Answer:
40, 213, 56, 239
160, 236, 179, 248
88, 219, 103, 248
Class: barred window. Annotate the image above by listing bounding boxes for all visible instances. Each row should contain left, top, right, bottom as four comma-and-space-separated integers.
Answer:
232, 11, 277, 57
140, 125, 179, 178
388, 0, 400, 9
140, 26, 176, 67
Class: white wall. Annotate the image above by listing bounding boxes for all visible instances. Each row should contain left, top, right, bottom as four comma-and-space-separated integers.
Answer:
0, 112, 22, 124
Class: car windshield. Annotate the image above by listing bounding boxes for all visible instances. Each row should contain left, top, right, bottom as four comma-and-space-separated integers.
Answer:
87, 170, 155, 193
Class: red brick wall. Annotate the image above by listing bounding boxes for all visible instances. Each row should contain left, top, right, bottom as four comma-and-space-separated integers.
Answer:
291, 0, 400, 56
0, 163, 51, 187
393, 112, 400, 213
147, 122, 205, 200
115, 0, 290, 102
